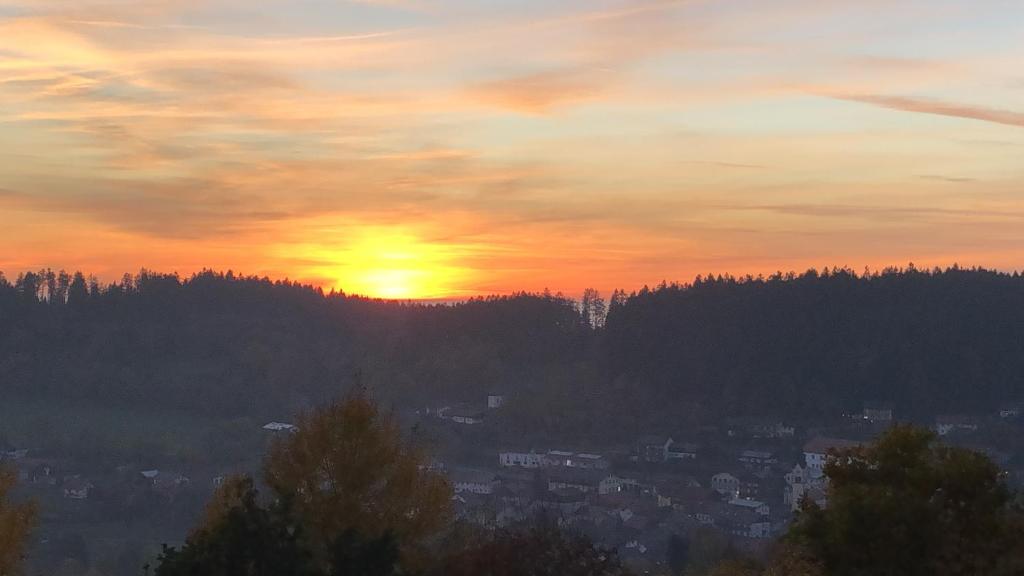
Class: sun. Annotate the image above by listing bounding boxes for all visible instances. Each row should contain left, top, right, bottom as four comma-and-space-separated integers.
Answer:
293, 226, 468, 299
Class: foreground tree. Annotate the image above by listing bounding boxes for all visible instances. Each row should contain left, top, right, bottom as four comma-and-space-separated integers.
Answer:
433, 524, 632, 576
154, 477, 313, 576
0, 466, 35, 576
156, 476, 403, 576
786, 425, 1024, 576
263, 391, 451, 568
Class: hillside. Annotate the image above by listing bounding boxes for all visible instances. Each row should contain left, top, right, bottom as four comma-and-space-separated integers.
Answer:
1, 266, 1022, 437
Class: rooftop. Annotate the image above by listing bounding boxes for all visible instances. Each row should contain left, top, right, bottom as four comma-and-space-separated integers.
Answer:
803, 437, 861, 455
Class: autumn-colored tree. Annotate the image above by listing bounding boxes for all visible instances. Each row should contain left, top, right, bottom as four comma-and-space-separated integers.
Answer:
786, 425, 1024, 576
263, 391, 451, 568
0, 465, 36, 576
193, 475, 255, 536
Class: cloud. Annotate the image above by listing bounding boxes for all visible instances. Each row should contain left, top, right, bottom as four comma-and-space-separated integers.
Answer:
917, 174, 976, 183
735, 203, 1024, 223
680, 160, 768, 169
832, 93, 1024, 129
468, 68, 614, 113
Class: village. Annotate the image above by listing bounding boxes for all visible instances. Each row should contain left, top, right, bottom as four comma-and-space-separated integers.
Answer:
2, 396, 1023, 574
429, 396, 1024, 572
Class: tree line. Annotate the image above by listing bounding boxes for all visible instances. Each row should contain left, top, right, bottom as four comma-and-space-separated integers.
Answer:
2, 265, 1023, 431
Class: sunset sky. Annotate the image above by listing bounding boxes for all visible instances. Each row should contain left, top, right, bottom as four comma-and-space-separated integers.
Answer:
1, 0, 1023, 298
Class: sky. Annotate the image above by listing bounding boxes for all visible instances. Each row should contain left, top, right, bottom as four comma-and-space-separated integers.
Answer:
1, 0, 1023, 299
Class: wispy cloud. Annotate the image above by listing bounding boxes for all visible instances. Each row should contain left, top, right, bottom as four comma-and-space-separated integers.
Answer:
832, 93, 1024, 129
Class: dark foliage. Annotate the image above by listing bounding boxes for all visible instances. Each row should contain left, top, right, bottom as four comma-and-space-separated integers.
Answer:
431, 524, 632, 576
602, 265, 1024, 420
154, 480, 314, 576
153, 478, 403, 576
785, 425, 1024, 576
2, 265, 1023, 430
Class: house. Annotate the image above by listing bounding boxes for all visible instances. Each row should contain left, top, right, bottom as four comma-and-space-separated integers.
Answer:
62, 477, 93, 500
0, 447, 28, 461
736, 472, 763, 499
666, 441, 698, 461
487, 394, 506, 409
784, 464, 827, 511
862, 402, 894, 423
450, 468, 496, 495
999, 402, 1021, 419
599, 475, 640, 495
726, 417, 794, 439
439, 405, 486, 425
803, 437, 861, 477
720, 508, 772, 539
935, 415, 979, 436
710, 472, 740, 498
547, 468, 605, 494
543, 450, 575, 467
729, 498, 769, 517
263, 422, 297, 433
738, 450, 777, 469
636, 436, 676, 463
28, 462, 59, 485
498, 450, 543, 468
569, 453, 610, 470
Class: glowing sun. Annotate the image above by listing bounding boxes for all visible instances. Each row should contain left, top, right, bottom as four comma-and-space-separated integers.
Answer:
293, 226, 469, 300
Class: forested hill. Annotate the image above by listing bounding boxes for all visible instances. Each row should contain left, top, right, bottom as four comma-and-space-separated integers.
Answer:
601, 267, 1024, 421
1, 266, 1022, 427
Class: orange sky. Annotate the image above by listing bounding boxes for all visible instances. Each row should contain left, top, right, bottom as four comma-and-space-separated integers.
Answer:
1, 0, 1023, 298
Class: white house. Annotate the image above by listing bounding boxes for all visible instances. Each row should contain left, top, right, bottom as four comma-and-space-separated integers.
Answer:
498, 450, 543, 468
999, 403, 1021, 419
784, 464, 828, 512
803, 437, 861, 477
935, 415, 979, 436
450, 468, 495, 495
263, 422, 298, 433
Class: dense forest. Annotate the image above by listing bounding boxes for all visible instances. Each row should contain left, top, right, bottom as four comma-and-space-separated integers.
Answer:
1, 266, 1022, 437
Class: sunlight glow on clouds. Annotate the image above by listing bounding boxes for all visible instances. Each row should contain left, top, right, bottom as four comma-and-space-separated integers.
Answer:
1, 0, 1023, 297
